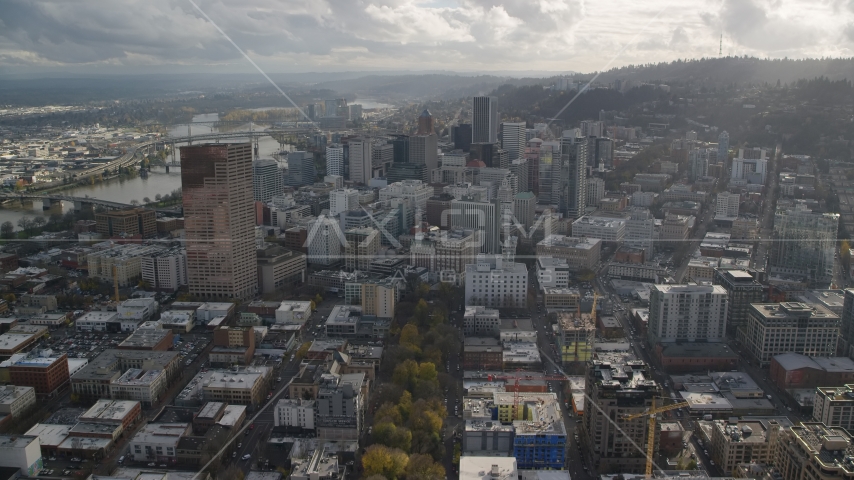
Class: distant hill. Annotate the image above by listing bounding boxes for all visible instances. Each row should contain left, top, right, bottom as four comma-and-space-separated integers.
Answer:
576, 56, 854, 87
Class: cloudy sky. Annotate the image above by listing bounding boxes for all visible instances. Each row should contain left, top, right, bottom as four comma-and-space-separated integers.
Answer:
2, 0, 854, 75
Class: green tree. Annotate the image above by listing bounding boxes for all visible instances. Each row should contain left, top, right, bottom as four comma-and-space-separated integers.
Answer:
405, 453, 445, 480
0, 221, 14, 239
372, 421, 412, 452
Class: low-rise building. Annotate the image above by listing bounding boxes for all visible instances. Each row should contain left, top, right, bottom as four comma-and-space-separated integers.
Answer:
275, 301, 312, 325
256, 245, 306, 294
464, 338, 503, 370
536, 235, 601, 271
0, 435, 43, 476
79, 399, 142, 434
775, 422, 854, 480
315, 372, 364, 440
109, 368, 167, 407
543, 288, 580, 310
571, 215, 626, 242
274, 399, 315, 431
814, 384, 854, 431
117, 298, 158, 323
128, 423, 190, 464
0, 325, 48, 358
9, 353, 69, 397
708, 418, 785, 474
159, 310, 195, 333
0, 385, 36, 418
464, 255, 528, 308
770, 354, 854, 390
536, 257, 570, 289
463, 306, 501, 337
71, 350, 180, 402
117, 328, 173, 351
740, 302, 840, 367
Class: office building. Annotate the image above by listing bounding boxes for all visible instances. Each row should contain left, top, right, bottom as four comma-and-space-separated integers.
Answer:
8, 353, 69, 397
71, 350, 180, 402
586, 177, 605, 207
472, 96, 498, 144
344, 228, 380, 272
329, 189, 359, 217
584, 358, 660, 474
449, 198, 500, 254
117, 298, 158, 323
572, 216, 625, 242
688, 148, 710, 181
770, 204, 839, 286
452, 123, 472, 152
379, 180, 432, 212
536, 257, 570, 289
128, 423, 189, 463
252, 159, 284, 203
284, 151, 316, 187
513, 192, 536, 229
108, 368, 167, 407
740, 302, 840, 367
714, 269, 764, 336
181, 143, 257, 300
625, 208, 655, 260
660, 213, 694, 245
0, 385, 35, 418
715, 192, 740, 219
813, 384, 854, 431
501, 122, 526, 161
315, 372, 365, 440
495, 392, 566, 469
140, 247, 187, 292
775, 422, 854, 480
410, 134, 438, 178
732, 147, 768, 184
464, 255, 528, 308
348, 138, 372, 185
463, 306, 501, 337
647, 284, 728, 344
256, 245, 306, 294
326, 144, 344, 177
96, 208, 157, 239
708, 418, 785, 474
410, 228, 481, 274
274, 399, 315, 431
536, 235, 601, 271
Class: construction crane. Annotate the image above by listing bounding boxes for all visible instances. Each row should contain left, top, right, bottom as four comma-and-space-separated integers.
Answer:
623, 398, 691, 478
487, 371, 569, 420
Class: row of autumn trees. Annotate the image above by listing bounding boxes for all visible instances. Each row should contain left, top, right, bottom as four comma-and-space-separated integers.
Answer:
360, 283, 463, 480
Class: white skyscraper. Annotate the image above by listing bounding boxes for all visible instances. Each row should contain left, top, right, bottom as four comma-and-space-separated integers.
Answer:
253, 159, 284, 203
464, 255, 528, 308
306, 216, 344, 265
326, 144, 344, 177
472, 96, 498, 144
625, 207, 655, 259
586, 177, 605, 207
580, 120, 604, 138
770, 203, 839, 286
501, 122, 526, 161
348, 138, 373, 185
648, 284, 729, 344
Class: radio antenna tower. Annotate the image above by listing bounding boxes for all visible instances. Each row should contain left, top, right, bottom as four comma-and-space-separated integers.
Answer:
719, 33, 722, 57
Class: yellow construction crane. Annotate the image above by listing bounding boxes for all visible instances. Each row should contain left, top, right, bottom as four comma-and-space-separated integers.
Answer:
623, 398, 691, 477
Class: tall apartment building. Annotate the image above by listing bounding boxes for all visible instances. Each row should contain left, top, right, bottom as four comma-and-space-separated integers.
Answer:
329, 189, 359, 217
770, 204, 839, 286
140, 247, 187, 292
344, 228, 380, 272
252, 159, 284, 202
714, 269, 764, 336
559, 135, 587, 219
732, 147, 768, 184
718, 131, 730, 163
625, 208, 655, 260
775, 422, 854, 480
814, 385, 854, 432
464, 255, 528, 308
348, 138, 372, 185
96, 208, 157, 238
584, 358, 660, 474
740, 302, 840, 366
449, 198, 500, 254
472, 96, 498, 144
181, 143, 257, 300
326, 144, 344, 177
647, 284, 729, 345
501, 122, 526, 161
715, 192, 740, 219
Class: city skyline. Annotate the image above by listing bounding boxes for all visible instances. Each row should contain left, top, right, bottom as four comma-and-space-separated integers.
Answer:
3, 0, 854, 75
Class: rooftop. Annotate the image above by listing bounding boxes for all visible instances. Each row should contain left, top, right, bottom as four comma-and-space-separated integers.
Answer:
80, 399, 140, 422
538, 234, 601, 250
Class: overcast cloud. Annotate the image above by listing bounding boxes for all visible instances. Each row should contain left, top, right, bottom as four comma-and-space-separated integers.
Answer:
1, 0, 853, 74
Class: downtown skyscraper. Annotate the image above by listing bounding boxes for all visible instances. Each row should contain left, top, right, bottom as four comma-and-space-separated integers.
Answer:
472, 96, 498, 144
180, 143, 258, 300
559, 135, 588, 220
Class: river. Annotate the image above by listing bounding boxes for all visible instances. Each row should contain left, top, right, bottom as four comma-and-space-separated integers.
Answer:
0, 112, 292, 230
